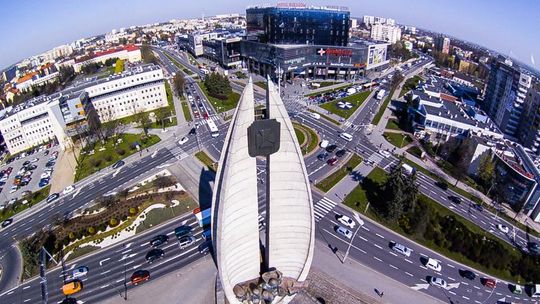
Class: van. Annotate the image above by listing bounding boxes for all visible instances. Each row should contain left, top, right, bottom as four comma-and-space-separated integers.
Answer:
339, 133, 353, 142
532, 284, 540, 297
309, 112, 321, 119
426, 258, 442, 272
62, 280, 83, 296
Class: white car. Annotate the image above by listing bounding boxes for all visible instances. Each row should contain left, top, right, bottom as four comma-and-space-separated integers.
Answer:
320, 140, 329, 149
40, 172, 51, 179
309, 112, 321, 119
379, 150, 391, 158
70, 266, 89, 279
392, 242, 412, 257
497, 224, 509, 234
178, 137, 189, 145
63, 185, 75, 195
430, 277, 448, 288
425, 258, 442, 272
337, 215, 362, 229
30, 158, 39, 163
336, 226, 352, 239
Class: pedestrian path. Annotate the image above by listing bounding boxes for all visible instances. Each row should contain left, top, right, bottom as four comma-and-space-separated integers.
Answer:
195, 114, 221, 126
314, 197, 338, 221
169, 146, 190, 161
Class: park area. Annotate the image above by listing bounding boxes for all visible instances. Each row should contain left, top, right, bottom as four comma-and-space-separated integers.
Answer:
320, 91, 371, 119
383, 132, 413, 148
293, 123, 319, 155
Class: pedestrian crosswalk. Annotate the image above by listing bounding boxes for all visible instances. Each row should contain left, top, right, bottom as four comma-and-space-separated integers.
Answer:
196, 114, 221, 126
170, 147, 189, 161
343, 121, 365, 131
313, 197, 338, 221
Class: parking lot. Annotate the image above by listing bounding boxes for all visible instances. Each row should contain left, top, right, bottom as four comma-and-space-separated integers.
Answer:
0, 143, 60, 206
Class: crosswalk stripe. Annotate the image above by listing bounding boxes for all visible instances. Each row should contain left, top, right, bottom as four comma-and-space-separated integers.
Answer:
315, 204, 332, 213
318, 199, 336, 208
313, 209, 325, 218
320, 197, 337, 206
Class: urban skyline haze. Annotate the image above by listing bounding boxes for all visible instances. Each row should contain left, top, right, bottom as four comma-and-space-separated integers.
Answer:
0, 0, 538, 70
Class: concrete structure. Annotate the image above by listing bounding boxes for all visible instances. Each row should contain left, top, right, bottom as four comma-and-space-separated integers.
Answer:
362, 15, 395, 27
434, 35, 450, 54
0, 64, 166, 154
370, 24, 401, 44
520, 82, 540, 155
212, 78, 314, 304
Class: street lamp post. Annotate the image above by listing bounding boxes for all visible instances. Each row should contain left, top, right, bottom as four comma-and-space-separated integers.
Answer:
122, 244, 128, 301
343, 213, 363, 263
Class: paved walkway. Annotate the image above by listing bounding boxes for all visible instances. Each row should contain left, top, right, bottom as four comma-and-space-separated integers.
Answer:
49, 145, 79, 193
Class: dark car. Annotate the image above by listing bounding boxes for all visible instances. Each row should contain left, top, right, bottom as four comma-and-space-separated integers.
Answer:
46, 193, 59, 203
317, 152, 329, 161
145, 248, 165, 263
112, 160, 125, 169
39, 178, 50, 188
1, 218, 13, 228
472, 203, 484, 212
23, 160, 31, 166
131, 270, 150, 285
44, 150, 50, 156
60, 298, 77, 304
326, 144, 338, 153
527, 242, 540, 254
435, 181, 448, 191
174, 225, 192, 239
45, 161, 55, 168
149, 235, 169, 247
335, 149, 347, 158
327, 156, 338, 166
189, 128, 197, 135
198, 240, 212, 255
448, 195, 461, 204
26, 164, 37, 170
460, 269, 476, 280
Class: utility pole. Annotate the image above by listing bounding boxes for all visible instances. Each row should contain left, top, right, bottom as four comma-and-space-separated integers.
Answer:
343, 213, 363, 263
122, 244, 128, 301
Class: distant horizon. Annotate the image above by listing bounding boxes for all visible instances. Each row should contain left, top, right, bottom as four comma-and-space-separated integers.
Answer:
1, 0, 538, 72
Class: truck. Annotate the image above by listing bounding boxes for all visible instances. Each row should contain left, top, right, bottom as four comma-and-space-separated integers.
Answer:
401, 163, 415, 176
376, 89, 386, 100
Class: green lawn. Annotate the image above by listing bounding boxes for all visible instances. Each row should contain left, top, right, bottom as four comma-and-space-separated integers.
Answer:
195, 151, 217, 172
66, 245, 100, 262
294, 127, 306, 146
307, 109, 340, 126
254, 81, 267, 90
383, 132, 413, 148
181, 101, 193, 122
319, 81, 340, 88
135, 197, 196, 233
234, 71, 247, 79
197, 82, 240, 113
0, 185, 51, 222
148, 81, 178, 129
320, 91, 371, 119
385, 119, 401, 130
316, 154, 362, 192
399, 75, 423, 97
305, 83, 351, 97
75, 133, 161, 182
293, 123, 319, 155
372, 88, 395, 125
343, 167, 524, 282
406, 146, 424, 158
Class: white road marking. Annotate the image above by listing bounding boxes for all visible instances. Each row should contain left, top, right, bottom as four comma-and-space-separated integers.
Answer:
389, 264, 398, 270
373, 244, 383, 250
405, 272, 413, 277
446, 263, 455, 268
375, 233, 385, 239
100, 284, 110, 289
22, 286, 31, 290
374, 256, 382, 262
99, 258, 111, 266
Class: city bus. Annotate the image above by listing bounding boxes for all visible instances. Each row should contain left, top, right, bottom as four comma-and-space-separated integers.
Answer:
207, 119, 219, 138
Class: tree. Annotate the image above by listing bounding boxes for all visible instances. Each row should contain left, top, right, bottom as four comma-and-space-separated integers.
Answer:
58, 66, 75, 83
390, 71, 404, 90
155, 107, 170, 129
204, 72, 232, 100
141, 44, 158, 64
134, 109, 151, 136
172, 74, 185, 97
81, 62, 100, 75
476, 152, 495, 192
383, 159, 419, 223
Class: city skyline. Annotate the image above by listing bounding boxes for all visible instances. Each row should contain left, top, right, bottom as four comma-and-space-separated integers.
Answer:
1, 0, 538, 70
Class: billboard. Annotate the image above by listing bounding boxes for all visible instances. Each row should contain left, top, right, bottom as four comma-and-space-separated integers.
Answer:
367, 44, 388, 68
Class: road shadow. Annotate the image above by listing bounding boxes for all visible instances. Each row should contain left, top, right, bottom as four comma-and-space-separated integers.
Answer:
198, 167, 214, 210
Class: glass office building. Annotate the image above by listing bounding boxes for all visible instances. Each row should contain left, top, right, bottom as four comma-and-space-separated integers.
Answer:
246, 5, 350, 46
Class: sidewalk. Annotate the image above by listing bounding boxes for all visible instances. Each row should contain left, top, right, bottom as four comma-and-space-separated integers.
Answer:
50, 145, 79, 193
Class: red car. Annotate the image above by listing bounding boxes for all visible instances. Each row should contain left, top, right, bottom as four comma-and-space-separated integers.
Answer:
203, 112, 209, 119
131, 270, 150, 285
327, 156, 338, 166
483, 278, 496, 289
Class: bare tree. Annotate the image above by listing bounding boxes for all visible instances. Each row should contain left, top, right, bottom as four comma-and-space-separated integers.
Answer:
133, 109, 151, 136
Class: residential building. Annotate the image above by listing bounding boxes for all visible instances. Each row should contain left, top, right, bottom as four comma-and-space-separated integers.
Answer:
73, 45, 141, 73
362, 15, 395, 27
350, 18, 358, 29
246, 4, 350, 46
482, 57, 532, 141
0, 64, 167, 154
434, 35, 450, 54
519, 81, 540, 155
370, 24, 401, 44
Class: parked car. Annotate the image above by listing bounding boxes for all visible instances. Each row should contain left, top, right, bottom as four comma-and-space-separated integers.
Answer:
39, 178, 50, 187
145, 248, 165, 263
30, 158, 39, 163
149, 235, 169, 247
130, 270, 150, 285
41, 172, 51, 179
23, 161, 31, 166
198, 240, 212, 255
335, 226, 352, 239
391, 242, 412, 257
430, 277, 448, 288
63, 185, 76, 195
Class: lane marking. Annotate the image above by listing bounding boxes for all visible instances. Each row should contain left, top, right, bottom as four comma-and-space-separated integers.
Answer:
374, 256, 382, 262
405, 272, 414, 277
389, 264, 398, 270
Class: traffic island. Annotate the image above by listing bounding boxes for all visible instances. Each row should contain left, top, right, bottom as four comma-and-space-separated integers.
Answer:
319, 90, 371, 119
316, 154, 363, 193
293, 122, 319, 156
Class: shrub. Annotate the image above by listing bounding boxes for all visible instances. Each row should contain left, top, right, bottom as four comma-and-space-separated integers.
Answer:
90, 158, 102, 168
115, 148, 126, 155
104, 154, 113, 162
87, 226, 96, 235
129, 207, 138, 216
109, 218, 119, 227
68, 232, 76, 240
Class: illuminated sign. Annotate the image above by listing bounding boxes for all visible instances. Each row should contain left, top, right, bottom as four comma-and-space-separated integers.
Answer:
277, 2, 306, 8
317, 48, 353, 57
284, 57, 305, 65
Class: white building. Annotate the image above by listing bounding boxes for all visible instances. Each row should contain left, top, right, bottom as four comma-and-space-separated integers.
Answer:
370, 24, 401, 44
350, 18, 358, 29
363, 15, 395, 27
0, 65, 167, 154
73, 45, 142, 73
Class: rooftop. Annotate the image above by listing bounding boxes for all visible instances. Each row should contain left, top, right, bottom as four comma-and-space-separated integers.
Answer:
247, 4, 349, 12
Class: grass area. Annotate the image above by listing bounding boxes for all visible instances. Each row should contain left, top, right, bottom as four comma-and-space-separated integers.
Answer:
148, 81, 178, 129
149, 117, 177, 129
197, 81, 240, 113
372, 88, 395, 125
0, 185, 51, 222
195, 151, 217, 172
307, 109, 340, 126
316, 154, 362, 192
318, 81, 340, 88
254, 81, 267, 90
75, 134, 161, 182
66, 245, 100, 262
399, 75, 423, 97
383, 132, 413, 148
385, 119, 401, 130
305, 83, 351, 97
135, 197, 197, 233
181, 101, 193, 122
234, 71, 247, 79
164, 52, 193, 75
292, 123, 319, 155
406, 146, 424, 158
320, 91, 371, 119
343, 167, 524, 282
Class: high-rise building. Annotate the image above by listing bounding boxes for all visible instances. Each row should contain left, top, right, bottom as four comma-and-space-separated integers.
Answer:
483, 57, 533, 141
246, 4, 350, 46
519, 81, 540, 155
370, 24, 401, 44
434, 35, 451, 54
362, 15, 395, 27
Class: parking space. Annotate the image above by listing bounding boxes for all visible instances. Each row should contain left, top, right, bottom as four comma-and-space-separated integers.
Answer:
0, 143, 61, 205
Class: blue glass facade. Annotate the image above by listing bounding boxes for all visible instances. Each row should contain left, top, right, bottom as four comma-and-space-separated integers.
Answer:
246, 6, 349, 46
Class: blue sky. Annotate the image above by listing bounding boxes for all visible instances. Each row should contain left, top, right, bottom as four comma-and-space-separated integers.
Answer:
0, 0, 538, 70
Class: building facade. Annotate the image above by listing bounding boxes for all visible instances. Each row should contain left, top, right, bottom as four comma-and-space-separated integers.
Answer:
0, 65, 167, 154
73, 45, 141, 73
520, 82, 540, 155
362, 15, 396, 27
202, 37, 243, 68
246, 5, 350, 46
434, 35, 450, 54
370, 24, 401, 44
